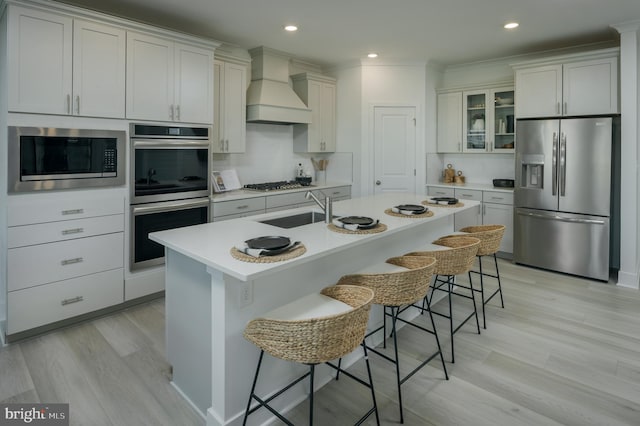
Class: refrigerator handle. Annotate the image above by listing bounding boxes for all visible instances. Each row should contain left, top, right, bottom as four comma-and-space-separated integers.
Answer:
560, 133, 567, 196
552, 132, 558, 196
517, 210, 606, 225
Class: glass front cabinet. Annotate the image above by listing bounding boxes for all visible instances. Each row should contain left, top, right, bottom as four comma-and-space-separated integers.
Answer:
461, 86, 515, 153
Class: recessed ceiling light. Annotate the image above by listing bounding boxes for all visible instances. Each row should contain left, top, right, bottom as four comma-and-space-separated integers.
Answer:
284, 25, 298, 32
504, 22, 519, 29
367, 53, 378, 58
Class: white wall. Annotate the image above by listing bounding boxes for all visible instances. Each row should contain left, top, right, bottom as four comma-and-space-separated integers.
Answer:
359, 62, 427, 195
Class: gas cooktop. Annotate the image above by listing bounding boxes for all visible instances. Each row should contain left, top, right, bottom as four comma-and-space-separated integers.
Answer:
244, 181, 311, 192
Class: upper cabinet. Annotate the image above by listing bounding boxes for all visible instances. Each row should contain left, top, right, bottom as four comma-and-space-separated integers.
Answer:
514, 49, 619, 118
437, 84, 515, 154
126, 32, 214, 124
8, 6, 126, 118
291, 73, 337, 153
212, 58, 248, 153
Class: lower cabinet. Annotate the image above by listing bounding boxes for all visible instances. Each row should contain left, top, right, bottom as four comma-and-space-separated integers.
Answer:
211, 185, 351, 222
427, 185, 513, 255
6, 192, 125, 338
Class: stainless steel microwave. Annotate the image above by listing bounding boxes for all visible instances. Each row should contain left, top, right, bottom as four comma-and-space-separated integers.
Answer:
8, 126, 126, 193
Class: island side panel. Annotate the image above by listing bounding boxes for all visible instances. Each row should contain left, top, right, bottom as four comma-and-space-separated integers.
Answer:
165, 249, 213, 416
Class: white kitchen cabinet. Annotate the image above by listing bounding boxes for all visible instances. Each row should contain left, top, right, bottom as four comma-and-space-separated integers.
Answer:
292, 73, 337, 153
212, 59, 248, 153
482, 191, 513, 255
437, 85, 515, 154
426, 185, 513, 254
514, 49, 619, 118
437, 92, 463, 153
5, 192, 125, 338
127, 32, 214, 123
7, 6, 126, 118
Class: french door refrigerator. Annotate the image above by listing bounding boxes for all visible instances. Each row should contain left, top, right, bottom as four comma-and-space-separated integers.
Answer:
514, 117, 614, 281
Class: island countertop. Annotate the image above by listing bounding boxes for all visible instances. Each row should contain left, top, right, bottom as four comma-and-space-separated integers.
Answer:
150, 192, 479, 282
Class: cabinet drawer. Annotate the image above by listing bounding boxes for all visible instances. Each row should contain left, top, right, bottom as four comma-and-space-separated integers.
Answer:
427, 186, 455, 197
483, 191, 514, 205
8, 232, 124, 291
266, 192, 309, 209
320, 186, 351, 199
454, 189, 482, 201
7, 268, 124, 335
8, 214, 124, 248
9, 194, 124, 226
212, 197, 265, 218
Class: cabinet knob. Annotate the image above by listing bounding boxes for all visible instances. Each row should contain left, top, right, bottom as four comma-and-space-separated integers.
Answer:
375, 180, 381, 186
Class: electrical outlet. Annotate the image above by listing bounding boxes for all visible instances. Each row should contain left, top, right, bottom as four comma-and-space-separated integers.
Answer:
238, 282, 253, 307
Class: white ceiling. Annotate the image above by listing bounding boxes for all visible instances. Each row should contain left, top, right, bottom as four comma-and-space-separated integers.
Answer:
57, 0, 640, 67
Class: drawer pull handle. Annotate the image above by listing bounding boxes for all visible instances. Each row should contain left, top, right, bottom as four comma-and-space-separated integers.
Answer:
461, 194, 473, 197
490, 197, 504, 200
61, 296, 84, 306
62, 208, 84, 215
332, 191, 340, 195
236, 205, 249, 210
62, 228, 84, 235
61, 257, 83, 266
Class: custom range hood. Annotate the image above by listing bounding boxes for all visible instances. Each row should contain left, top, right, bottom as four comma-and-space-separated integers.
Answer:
246, 46, 312, 124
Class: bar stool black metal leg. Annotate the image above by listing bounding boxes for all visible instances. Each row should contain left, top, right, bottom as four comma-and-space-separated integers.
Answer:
243, 350, 265, 426
447, 275, 455, 363
361, 342, 380, 426
478, 256, 487, 329
468, 273, 481, 335
494, 253, 505, 308
424, 297, 449, 380
309, 364, 315, 426
390, 306, 404, 424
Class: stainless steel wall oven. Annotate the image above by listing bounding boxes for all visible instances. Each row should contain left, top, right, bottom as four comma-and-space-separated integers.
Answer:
8, 126, 125, 192
130, 123, 211, 270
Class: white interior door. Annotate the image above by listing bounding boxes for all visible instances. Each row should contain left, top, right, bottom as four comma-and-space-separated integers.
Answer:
373, 106, 416, 194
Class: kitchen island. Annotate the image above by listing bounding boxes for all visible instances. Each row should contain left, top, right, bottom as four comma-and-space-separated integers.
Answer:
150, 192, 478, 426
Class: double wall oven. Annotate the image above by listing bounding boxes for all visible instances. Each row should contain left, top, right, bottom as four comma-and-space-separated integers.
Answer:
130, 124, 210, 270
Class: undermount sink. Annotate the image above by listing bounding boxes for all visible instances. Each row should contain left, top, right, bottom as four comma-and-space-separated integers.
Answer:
260, 211, 333, 229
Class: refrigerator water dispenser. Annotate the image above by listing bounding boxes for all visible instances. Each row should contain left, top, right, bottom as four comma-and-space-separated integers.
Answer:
521, 155, 545, 189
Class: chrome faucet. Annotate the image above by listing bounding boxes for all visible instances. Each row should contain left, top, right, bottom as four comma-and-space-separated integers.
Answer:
305, 191, 333, 223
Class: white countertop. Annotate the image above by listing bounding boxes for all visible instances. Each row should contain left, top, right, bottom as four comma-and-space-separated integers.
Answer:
426, 182, 514, 193
210, 181, 352, 202
150, 192, 479, 281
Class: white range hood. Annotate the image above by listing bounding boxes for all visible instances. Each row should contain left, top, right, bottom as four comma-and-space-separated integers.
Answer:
246, 47, 312, 124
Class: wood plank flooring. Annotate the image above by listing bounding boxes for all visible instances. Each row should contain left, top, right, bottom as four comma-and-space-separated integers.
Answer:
2, 260, 640, 425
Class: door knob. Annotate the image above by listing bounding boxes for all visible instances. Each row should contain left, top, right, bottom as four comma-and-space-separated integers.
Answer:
375, 180, 381, 185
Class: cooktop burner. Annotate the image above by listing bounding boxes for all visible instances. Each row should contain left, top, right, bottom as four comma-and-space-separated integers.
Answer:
244, 180, 311, 192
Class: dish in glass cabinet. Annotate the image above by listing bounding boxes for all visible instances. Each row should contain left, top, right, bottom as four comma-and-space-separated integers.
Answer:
245, 236, 291, 250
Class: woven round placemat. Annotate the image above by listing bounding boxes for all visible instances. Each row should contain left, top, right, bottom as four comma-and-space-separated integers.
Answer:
384, 208, 434, 218
422, 200, 465, 208
327, 223, 387, 234
230, 244, 307, 263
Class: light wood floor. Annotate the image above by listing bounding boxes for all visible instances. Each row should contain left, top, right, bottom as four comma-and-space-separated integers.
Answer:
2, 260, 640, 425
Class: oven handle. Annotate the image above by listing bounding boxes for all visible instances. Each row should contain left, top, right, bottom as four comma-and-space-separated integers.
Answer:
132, 139, 210, 149
132, 198, 210, 215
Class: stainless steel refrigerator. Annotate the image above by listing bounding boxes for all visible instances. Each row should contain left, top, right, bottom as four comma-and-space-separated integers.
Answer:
514, 117, 616, 281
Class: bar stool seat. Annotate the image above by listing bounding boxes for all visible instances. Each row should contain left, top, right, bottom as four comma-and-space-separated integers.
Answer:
443, 225, 506, 328
337, 255, 447, 424
404, 236, 481, 363
242, 285, 379, 426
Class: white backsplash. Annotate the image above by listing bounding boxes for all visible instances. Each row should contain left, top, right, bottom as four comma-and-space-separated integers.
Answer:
211, 123, 353, 185
426, 153, 515, 184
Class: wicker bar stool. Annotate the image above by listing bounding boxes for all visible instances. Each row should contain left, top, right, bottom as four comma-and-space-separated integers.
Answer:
405, 236, 481, 363
457, 225, 506, 328
336, 256, 447, 424
242, 285, 379, 426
